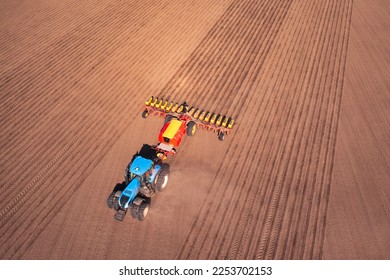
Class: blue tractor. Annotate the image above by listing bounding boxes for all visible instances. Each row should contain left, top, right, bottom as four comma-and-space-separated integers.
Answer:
107, 144, 170, 221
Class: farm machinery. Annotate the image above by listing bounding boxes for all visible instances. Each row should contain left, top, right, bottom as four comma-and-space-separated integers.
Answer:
107, 144, 171, 221
107, 96, 235, 221
142, 96, 235, 142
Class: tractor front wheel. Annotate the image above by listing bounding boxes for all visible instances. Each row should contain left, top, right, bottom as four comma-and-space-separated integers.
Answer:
114, 209, 127, 221
112, 197, 120, 211
107, 192, 115, 208
130, 202, 139, 219
108, 191, 120, 210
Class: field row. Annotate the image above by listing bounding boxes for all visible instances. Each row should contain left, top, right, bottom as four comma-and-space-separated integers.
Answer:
174, 0, 353, 259
0, 0, 353, 259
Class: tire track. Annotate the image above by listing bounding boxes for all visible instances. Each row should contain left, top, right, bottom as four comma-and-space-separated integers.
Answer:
177, 0, 353, 259
263, 0, 342, 260
159, 0, 249, 105
275, 0, 338, 259
180, 0, 269, 109
175, 0, 293, 259
286, 0, 351, 259
222, 0, 322, 260
309, 0, 354, 259
221, 0, 316, 258
294, 0, 345, 259
264, 0, 344, 259
192, 0, 277, 114
193, 0, 296, 259
177, 0, 291, 259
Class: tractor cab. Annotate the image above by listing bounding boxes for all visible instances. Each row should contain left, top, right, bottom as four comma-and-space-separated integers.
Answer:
124, 145, 155, 183
130, 156, 153, 176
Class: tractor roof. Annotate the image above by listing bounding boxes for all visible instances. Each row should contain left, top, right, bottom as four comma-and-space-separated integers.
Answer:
138, 144, 159, 160
130, 156, 153, 176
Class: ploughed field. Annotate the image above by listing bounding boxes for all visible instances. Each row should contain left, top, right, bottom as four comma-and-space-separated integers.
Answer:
0, 0, 388, 259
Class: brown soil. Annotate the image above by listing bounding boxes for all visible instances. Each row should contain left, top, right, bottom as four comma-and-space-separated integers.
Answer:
0, 0, 388, 259
322, 0, 390, 259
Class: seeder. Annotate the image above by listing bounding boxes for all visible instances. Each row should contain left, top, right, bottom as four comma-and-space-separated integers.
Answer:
142, 96, 235, 142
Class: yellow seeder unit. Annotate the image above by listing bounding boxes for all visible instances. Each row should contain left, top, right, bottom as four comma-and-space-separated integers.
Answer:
143, 96, 235, 138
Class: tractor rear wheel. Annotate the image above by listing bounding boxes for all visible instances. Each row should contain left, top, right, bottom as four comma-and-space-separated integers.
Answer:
107, 192, 115, 208
186, 121, 197, 136
112, 194, 120, 211
137, 201, 150, 221
124, 167, 130, 184
155, 164, 170, 192
130, 202, 139, 219
113, 199, 120, 211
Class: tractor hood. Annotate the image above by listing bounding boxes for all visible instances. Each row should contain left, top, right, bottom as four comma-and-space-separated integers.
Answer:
130, 156, 153, 176
119, 177, 141, 209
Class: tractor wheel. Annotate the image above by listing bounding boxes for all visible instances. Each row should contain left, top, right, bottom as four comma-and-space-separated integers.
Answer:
164, 115, 173, 124
137, 201, 150, 221
218, 131, 225, 141
114, 209, 126, 221
107, 192, 115, 208
155, 164, 170, 192
142, 110, 149, 118
130, 203, 139, 219
124, 167, 130, 184
112, 195, 120, 211
186, 121, 197, 136
145, 182, 155, 197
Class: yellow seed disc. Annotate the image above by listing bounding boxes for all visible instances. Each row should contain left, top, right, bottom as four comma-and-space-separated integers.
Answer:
210, 113, 217, 124
227, 118, 235, 129
193, 109, 201, 119
221, 116, 228, 127
145, 96, 153, 105
216, 115, 223, 126
165, 102, 173, 112
204, 112, 211, 122
198, 110, 205, 121
156, 100, 163, 108
161, 101, 168, 110
171, 103, 179, 113
177, 105, 184, 113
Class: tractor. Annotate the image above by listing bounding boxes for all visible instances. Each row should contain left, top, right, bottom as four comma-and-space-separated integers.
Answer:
106, 97, 235, 221
107, 144, 171, 221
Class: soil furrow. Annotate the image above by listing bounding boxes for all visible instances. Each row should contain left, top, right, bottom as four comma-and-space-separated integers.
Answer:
176, 0, 293, 259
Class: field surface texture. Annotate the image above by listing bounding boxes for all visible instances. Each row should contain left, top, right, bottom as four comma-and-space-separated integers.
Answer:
0, 0, 389, 259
